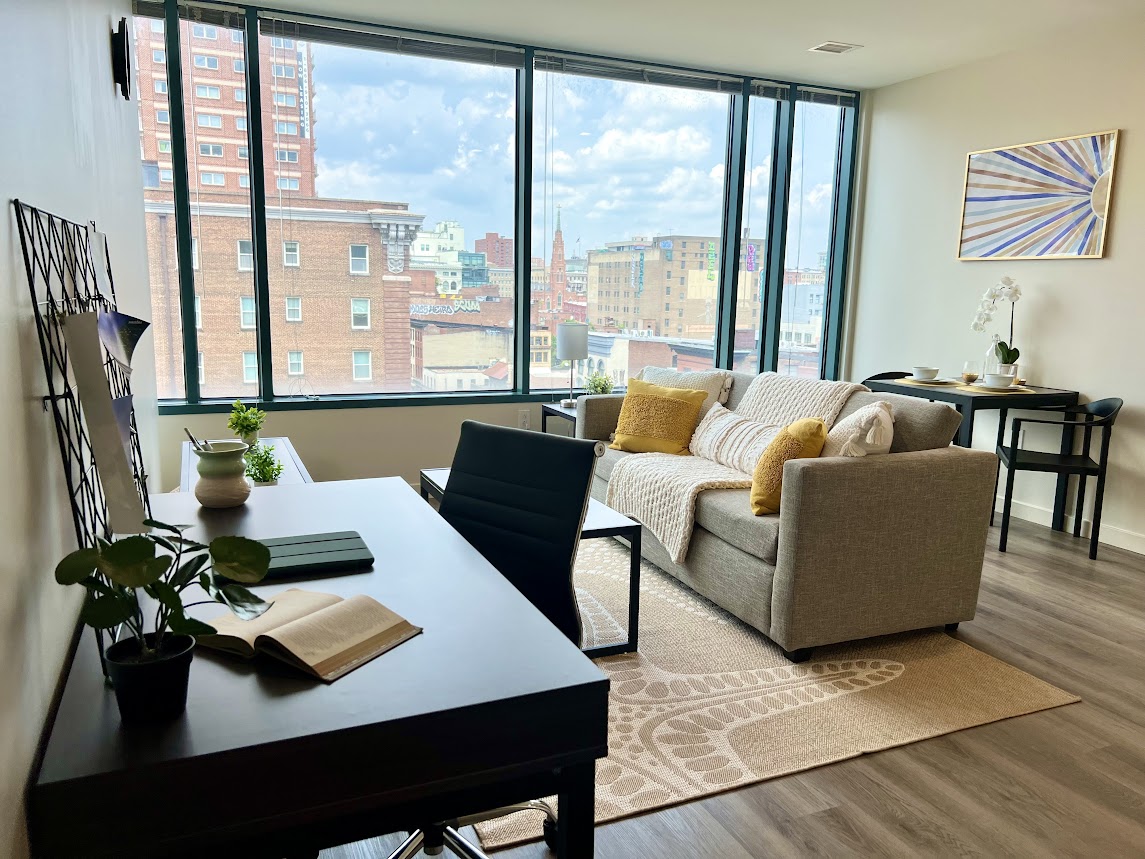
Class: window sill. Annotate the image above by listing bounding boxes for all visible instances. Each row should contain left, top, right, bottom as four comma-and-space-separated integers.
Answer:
157, 390, 582, 414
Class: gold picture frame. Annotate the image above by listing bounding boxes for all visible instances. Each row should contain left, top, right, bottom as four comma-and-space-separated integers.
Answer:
957, 129, 1119, 260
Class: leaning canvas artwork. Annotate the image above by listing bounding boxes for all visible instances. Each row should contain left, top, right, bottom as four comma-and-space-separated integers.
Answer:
957, 130, 1119, 260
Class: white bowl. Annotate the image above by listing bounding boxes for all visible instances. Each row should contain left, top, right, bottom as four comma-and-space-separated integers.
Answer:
984, 373, 1015, 388
911, 366, 940, 380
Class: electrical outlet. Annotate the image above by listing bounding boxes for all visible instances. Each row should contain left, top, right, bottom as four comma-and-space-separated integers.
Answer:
518, 409, 530, 430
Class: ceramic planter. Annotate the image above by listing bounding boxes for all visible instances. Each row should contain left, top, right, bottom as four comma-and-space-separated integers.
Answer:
193, 441, 250, 508
105, 633, 195, 724
240, 430, 259, 446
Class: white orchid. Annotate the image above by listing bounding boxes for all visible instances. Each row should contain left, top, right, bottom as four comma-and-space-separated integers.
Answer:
971, 278, 1021, 361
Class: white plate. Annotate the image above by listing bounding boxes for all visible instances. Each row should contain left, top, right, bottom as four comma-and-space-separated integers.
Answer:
973, 382, 1023, 392
908, 377, 961, 386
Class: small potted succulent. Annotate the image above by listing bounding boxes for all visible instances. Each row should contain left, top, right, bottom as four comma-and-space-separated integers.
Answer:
585, 370, 614, 395
245, 442, 284, 486
54, 520, 271, 723
227, 399, 266, 446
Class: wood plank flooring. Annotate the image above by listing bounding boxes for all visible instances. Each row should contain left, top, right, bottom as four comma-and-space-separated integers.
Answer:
326, 520, 1145, 858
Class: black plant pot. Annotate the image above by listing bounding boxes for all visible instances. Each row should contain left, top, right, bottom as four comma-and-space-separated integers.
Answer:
105, 633, 195, 724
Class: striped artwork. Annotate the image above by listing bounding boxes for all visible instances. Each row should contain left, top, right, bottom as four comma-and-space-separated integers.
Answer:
958, 130, 1119, 260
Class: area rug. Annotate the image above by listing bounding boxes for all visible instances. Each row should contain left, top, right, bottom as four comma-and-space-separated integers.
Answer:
475, 539, 1079, 850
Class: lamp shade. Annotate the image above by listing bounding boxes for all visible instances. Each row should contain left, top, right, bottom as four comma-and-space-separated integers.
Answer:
554, 322, 589, 361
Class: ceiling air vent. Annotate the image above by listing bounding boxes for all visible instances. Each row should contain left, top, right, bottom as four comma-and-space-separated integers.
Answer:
808, 41, 862, 55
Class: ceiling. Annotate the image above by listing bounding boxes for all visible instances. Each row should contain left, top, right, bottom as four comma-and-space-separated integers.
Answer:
271, 0, 1143, 89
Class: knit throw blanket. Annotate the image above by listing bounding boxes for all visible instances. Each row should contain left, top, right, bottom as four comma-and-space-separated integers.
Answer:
607, 374, 866, 564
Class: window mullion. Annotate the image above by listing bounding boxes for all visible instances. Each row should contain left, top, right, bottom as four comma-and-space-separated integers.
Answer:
761, 87, 795, 374
715, 81, 750, 370
513, 49, 534, 395
243, 8, 275, 401
821, 101, 859, 381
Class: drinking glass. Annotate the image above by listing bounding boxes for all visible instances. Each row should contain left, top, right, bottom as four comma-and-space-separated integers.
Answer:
961, 361, 980, 385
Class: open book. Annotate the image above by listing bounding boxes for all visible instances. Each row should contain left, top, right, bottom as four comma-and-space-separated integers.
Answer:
199, 589, 422, 682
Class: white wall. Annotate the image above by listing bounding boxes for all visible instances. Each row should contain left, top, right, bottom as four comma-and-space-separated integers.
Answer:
848, 20, 1145, 553
0, 1, 155, 854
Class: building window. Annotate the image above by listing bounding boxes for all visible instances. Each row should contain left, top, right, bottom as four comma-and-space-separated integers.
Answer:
287, 351, 304, 375
154, 79, 167, 94
191, 24, 217, 39
271, 37, 295, 49
349, 244, 369, 274
238, 174, 250, 188
200, 172, 225, 186
194, 294, 202, 327
191, 238, 199, 271
271, 63, 296, 79
197, 352, 204, 383
157, 139, 172, 153
197, 113, 222, 128
351, 298, 370, 329
152, 49, 165, 64
237, 240, 254, 272
275, 149, 299, 162
352, 351, 372, 381
159, 168, 173, 183
234, 88, 246, 102
236, 145, 248, 160
242, 352, 258, 384
199, 143, 223, 157
274, 121, 298, 135
235, 117, 247, 131
285, 296, 302, 322
283, 241, 300, 267
156, 109, 170, 124
276, 177, 300, 191
239, 295, 257, 329
195, 84, 221, 99
192, 54, 219, 70
272, 92, 297, 107
233, 59, 245, 73
150, 20, 164, 33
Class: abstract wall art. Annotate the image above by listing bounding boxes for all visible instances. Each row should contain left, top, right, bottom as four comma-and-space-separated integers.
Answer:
958, 130, 1119, 260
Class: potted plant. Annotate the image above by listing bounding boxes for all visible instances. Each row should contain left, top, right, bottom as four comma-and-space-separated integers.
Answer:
970, 276, 1022, 375
54, 521, 271, 723
245, 442, 284, 486
585, 370, 614, 395
227, 399, 266, 446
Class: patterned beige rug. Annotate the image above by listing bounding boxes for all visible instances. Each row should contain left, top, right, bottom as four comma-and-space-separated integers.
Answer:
476, 539, 1079, 850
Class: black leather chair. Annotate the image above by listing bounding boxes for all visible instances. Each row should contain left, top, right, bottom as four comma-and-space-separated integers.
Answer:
387, 420, 602, 859
996, 398, 1123, 559
861, 371, 910, 383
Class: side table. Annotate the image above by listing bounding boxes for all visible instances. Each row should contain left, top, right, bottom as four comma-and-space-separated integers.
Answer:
541, 402, 578, 434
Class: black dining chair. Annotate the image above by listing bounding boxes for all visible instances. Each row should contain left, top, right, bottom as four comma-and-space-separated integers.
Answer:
387, 420, 602, 859
997, 398, 1123, 559
861, 371, 910, 383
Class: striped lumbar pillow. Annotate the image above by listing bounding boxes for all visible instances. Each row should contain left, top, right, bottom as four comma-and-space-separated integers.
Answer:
689, 403, 781, 475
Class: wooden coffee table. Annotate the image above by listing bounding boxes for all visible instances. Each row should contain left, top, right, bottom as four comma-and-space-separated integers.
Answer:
419, 467, 641, 657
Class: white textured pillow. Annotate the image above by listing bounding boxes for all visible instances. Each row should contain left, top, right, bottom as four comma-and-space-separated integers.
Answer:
822, 401, 895, 458
639, 366, 732, 416
689, 403, 781, 474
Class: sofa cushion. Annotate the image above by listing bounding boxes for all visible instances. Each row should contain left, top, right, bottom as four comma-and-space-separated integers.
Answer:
837, 391, 961, 452
639, 366, 732, 416
724, 370, 759, 412
694, 488, 780, 564
750, 417, 827, 515
689, 403, 779, 474
611, 378, 707, 455
595, 446, 631, 482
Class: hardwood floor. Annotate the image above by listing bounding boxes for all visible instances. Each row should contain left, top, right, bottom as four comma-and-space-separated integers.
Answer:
326, 520, 1145, 858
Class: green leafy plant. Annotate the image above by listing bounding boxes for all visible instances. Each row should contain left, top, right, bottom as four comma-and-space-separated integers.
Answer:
54, 521, 271, 661
585, 370, 614, 395
227, 400, 266, 439
995, 340, 1020, 365
245, 443, 284, 483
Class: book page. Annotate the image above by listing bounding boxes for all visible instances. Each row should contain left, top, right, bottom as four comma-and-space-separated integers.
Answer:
259, 594, 422, 681
199, 589, 342, 657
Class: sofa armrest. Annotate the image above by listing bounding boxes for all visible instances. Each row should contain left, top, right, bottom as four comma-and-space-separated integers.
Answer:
770, 446, 998, 651
575, 394, 625, 441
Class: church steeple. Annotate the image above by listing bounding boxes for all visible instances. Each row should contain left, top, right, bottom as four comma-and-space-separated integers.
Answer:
555, 203, 562, 234
550, 205, 566, 290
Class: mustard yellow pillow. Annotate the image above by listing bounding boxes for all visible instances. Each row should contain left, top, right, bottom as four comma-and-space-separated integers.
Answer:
611, 378, 707, 455
750, 417, 827, 515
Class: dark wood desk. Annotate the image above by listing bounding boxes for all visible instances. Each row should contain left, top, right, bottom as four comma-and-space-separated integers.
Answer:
30, 478, 608, 858
179, 436, 312, 492
866, 378, 1080, 530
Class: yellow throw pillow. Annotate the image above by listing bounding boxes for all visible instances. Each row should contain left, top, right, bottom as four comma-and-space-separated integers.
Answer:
611, 378, 708, 455
750, 417, 827, 515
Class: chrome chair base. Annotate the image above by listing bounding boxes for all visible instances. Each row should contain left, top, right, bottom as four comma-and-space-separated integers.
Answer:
384, 801, 557, 859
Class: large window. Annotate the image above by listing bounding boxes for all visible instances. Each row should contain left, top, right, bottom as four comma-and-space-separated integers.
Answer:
531, 63, 731, 389
139, 7, 856, 408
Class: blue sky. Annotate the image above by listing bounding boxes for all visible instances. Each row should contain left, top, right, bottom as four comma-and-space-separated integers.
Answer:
310, 45, 840, 268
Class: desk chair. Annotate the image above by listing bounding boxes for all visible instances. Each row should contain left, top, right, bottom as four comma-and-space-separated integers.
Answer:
389, 420, 602, 859
861, 371, 909, 383
996, 398, 1123, 559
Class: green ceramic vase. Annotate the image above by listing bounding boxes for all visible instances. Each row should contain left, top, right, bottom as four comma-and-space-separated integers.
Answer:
193, 441, 250, 508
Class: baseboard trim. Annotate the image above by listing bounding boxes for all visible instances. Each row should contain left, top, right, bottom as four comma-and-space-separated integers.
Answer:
995, 496, 1145, 556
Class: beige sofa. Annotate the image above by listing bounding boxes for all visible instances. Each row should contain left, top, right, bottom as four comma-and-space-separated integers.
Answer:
576, 371, 998, 660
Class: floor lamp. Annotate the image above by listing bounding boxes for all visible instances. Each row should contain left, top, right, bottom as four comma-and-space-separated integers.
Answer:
555, 322, 588, 408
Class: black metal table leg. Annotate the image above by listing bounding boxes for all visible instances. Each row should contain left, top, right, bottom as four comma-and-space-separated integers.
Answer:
955, 402, 975, 448
1052, 412, 1078, 531
627, 525, 640, 653
541, 411, 548, 433
555, 761, 595, 859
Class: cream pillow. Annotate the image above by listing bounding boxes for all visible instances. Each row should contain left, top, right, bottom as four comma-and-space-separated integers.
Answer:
690, 403, 781, 475
639, 366, 732, 416
822, 401, 895, 458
